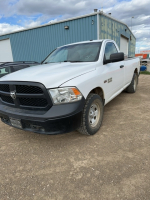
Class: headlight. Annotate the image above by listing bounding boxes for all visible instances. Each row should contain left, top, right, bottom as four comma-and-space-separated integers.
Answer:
49, 87, 82, 104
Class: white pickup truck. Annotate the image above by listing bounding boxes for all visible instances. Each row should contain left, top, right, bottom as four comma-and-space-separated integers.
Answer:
0, 39, 140, 135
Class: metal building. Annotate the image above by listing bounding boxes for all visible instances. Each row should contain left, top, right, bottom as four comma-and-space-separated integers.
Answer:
0, 11, 136, 63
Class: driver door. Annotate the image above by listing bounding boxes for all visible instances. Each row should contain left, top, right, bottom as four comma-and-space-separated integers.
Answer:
103, 42, 125, 101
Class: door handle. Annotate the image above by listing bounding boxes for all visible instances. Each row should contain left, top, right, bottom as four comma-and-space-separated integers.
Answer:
120, 65, 124, 68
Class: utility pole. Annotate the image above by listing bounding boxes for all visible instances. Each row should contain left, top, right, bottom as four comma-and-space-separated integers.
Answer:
131, 16, 134, 31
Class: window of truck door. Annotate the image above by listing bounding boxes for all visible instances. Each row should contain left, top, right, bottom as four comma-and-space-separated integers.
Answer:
104, 42, 118, 60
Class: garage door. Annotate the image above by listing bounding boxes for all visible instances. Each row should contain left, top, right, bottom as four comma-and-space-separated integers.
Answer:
0, 39, 13, 62
120, 36, 128, 56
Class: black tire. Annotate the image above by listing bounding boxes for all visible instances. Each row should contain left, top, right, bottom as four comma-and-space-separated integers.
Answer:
77, 93, 104, 135
126, 73, 138, 93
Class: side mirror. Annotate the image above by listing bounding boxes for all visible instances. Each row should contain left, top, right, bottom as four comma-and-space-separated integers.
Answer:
110, 52, 124, 63
104, 52, 124, 64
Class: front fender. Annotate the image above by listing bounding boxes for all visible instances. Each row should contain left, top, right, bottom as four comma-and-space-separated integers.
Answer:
60, 69, 106, 100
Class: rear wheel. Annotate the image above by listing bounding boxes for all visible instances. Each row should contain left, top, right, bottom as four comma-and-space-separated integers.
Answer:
126, 73, 138, 93
77, 93, 104, 135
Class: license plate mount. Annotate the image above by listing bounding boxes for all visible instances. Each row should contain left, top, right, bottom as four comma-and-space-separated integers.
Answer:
10, 118, 22, 129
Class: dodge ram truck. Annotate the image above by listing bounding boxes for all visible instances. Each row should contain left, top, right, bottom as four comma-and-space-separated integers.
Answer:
0, 40, 140, 135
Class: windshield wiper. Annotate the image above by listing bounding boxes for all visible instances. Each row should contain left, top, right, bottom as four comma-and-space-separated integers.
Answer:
44, 60, 84, 64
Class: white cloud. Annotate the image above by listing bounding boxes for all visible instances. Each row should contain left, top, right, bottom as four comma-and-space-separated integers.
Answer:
0, 23, 24, 35
48, 19, 58, 24
104, 0, 150, 23
0, 0, 117, 18
17, 20, 21, 23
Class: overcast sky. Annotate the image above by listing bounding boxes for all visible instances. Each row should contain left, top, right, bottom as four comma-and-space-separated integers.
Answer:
0, 0, 150, 52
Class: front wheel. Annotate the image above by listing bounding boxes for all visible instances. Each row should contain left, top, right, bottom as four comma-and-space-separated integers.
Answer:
77, 93, 104, 135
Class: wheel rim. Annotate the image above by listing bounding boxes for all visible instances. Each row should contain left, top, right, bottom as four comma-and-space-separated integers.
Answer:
134, 75, 137, 91
88, 101, 100, 128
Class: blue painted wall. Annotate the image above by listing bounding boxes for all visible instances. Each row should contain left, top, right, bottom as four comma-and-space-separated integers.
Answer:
98, 14, 136, 57
0, 15, 97, 62
0, 13, 136, 62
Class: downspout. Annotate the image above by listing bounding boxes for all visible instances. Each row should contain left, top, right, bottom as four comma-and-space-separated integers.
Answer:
97, 12, 100, 40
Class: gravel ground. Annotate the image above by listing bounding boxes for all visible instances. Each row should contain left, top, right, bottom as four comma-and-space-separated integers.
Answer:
146, 61, 150, 72
0, 75, 150, 200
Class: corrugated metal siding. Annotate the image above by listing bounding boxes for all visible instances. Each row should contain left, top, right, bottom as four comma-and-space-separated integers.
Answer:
98, 14, 136, 57
0, 15, 97, 62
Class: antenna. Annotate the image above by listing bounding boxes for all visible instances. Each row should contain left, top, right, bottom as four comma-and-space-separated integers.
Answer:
101, 0, 103, 12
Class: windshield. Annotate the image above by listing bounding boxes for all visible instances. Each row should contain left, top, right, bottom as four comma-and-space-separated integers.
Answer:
43, 42, 102, 63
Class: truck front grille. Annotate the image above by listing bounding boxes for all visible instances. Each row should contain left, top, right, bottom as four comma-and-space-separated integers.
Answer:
0, 84, 10, 92
16, 85, 43, 94
0, 95, 14, 104
19, 97, 48, 107
0, 82, 52, 110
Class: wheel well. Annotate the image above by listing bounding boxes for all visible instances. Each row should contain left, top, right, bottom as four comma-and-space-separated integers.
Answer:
89, 87, 105, 104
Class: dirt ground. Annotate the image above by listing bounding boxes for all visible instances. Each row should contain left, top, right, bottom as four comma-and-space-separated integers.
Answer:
0, 75, 150, 200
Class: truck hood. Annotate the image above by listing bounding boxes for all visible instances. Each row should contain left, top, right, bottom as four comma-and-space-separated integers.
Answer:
0, 62, 96, 88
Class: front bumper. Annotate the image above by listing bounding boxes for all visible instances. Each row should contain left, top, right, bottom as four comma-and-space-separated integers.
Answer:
0, 98, 85, 134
